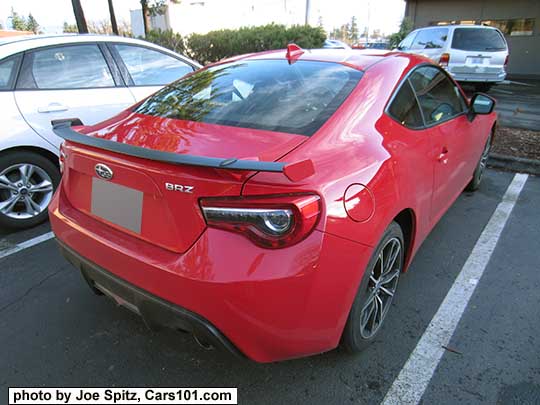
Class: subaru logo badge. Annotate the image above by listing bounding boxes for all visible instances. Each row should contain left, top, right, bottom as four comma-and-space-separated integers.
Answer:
95, 163, 113, 180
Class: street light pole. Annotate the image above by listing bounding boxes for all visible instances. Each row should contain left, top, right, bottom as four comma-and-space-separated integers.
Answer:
305, 0, 310, 25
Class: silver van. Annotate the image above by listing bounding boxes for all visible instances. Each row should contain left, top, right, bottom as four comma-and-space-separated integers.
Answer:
397, 25, 509, 92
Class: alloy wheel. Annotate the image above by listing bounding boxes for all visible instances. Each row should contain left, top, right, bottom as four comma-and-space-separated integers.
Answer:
0, 163, 54, 220
359, 237, 402, 339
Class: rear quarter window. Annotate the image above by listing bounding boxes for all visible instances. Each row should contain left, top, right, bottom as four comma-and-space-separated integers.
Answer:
134, 60, 363, 136
411, 28, 449, 50
451, 28, 507, 51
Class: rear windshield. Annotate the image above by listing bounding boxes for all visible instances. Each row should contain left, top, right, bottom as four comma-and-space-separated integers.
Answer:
451, 28, 507, 51
134, 59, 363, 136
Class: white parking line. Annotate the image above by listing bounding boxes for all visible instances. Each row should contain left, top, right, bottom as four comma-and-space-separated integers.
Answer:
0, 231, 55, 260
382, 173, 529, 405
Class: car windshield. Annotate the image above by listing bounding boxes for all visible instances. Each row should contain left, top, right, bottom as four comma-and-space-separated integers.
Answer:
134, 59, 363, 136
451, 28, 507, 51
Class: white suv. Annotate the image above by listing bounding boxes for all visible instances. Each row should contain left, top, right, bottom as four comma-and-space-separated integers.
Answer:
398, 25, 509, 92
0, 34, 200, 229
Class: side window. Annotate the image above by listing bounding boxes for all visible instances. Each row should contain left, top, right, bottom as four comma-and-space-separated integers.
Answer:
18, 45, 114, 89
113, 45, 193, 86
399, 31, 417, 50
409, 66, 466, 126
388, 80, 424, 129
411, 28, 448, 50
0, 54, 21, 90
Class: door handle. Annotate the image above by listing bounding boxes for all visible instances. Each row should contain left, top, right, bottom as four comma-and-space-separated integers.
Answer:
438, 147, 449, 164
38, 103, 69, 113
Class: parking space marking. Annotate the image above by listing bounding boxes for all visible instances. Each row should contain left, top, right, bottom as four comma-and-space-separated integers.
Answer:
0, 232, 55, 260
382, 173, 529, 405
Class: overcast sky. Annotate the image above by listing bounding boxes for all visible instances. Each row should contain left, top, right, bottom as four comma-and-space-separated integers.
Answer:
0, 0, 406, 36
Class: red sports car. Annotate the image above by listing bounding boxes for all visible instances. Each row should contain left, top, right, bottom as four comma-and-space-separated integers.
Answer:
50, 45, 496, 363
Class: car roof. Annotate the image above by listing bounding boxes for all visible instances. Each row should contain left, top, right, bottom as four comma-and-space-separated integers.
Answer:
414, 24, 500, 31
0, 34, 199, 65
219, 48, 410, 71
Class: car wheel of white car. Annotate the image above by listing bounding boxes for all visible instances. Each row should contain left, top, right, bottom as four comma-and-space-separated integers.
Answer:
0, 151, 60, 229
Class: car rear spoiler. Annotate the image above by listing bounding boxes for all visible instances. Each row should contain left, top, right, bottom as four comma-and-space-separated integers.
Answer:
52, 121, 314, 182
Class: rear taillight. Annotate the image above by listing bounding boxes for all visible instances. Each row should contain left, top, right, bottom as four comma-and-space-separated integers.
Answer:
439, 53, 450, 68
59, 142, 66, 174
200, 194, 321, 249
504, 54, 509, 67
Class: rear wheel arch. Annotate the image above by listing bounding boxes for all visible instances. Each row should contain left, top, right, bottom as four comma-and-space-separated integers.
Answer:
392, 208, 416, 271
0, 146, 60, 170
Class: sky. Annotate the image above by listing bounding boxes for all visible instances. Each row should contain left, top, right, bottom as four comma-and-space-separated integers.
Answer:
0, 0, 406, 37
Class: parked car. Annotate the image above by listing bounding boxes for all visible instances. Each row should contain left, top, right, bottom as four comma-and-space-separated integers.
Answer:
50, 46, 496, 362
0, 34, 200, 229
323, 39, 351, 49
397, 25, 508, 92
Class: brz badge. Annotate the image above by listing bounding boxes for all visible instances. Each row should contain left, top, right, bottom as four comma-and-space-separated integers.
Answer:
95, 163, 113, 180
165, 183, 194, 193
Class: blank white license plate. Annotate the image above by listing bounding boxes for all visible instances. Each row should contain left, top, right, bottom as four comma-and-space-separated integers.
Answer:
468, 57, 486, 65
91, 177, 143, 234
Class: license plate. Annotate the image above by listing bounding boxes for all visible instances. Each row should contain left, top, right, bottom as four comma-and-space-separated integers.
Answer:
468, 57, 486, 65
91, 177, 143, 234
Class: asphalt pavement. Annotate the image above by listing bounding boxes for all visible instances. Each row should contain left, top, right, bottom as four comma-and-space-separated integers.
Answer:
0, 169, 539, 404
463, 80, 540, 131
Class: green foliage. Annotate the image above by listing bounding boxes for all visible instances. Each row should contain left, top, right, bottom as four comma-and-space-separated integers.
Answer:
10, 8, 27, 31
26, 13, 40, 34
186, 24, 326, 65
388, 17, 414, 49
9, 8, 41, 33
348, 16, 359, 43
144, 29, 186, 54
63, 22, 79, 33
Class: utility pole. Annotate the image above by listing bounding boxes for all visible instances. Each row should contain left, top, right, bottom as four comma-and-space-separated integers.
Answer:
108, 0, 119, 35
71, 0, 88, 33
305, 0, 310, 25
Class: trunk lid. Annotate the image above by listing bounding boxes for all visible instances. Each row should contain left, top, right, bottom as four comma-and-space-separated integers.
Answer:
61, 111, 307, 253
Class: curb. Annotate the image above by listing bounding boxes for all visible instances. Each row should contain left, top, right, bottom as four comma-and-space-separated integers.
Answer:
488, 153, 540, 175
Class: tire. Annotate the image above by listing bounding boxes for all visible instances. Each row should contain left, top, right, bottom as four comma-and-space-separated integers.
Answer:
474, 83, 493, 93
341, 221, 405, 352
466, 133, 492, 192
0, 151, 60, 229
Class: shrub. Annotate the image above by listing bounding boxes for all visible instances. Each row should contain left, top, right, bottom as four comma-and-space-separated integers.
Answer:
187, 24, 326, 64
144, 29, 186, 54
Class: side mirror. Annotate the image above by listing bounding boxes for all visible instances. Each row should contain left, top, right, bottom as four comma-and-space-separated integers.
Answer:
470, 93, 495, 115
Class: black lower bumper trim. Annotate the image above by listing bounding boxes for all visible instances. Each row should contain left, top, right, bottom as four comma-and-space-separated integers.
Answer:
56, 239, 245, 359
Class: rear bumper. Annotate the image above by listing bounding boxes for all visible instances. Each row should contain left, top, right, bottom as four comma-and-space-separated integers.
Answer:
49, 188, 372, 362
449, 70, 506, 83
57, 238, 244, 358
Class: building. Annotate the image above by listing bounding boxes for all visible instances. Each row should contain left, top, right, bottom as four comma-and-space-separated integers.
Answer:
0, 30, 33, 38
404, 0, 540, 78
131, 0, 306, 38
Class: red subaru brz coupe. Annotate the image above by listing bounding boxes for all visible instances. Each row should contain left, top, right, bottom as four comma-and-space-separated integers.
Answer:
50, 45, 496, 362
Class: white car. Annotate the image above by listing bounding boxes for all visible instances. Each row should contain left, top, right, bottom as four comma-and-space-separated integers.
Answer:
397, 25, 509, 92
0, 34, 200, 229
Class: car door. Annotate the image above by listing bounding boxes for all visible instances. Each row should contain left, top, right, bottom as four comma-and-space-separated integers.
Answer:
408, 65, 470, 223
108, 43, 195, 102
14, 43, 136, 149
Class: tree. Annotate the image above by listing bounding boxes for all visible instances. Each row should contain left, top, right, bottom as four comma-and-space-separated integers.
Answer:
26, 13, 40, 34
388, 17, 413, 48
140, 0, 181, 36
10, 8, 27, 31
107, 0, 119, 35
63, 22, 79, 33
348, 16, 359, 43
71, 0, 88, 33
